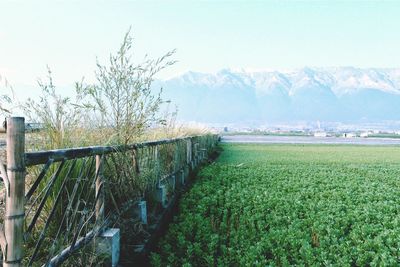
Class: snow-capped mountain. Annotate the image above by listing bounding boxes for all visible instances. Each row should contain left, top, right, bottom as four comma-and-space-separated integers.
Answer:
156, 67, 400, 124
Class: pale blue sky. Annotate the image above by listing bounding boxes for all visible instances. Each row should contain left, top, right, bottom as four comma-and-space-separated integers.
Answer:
1, 0, 400, 88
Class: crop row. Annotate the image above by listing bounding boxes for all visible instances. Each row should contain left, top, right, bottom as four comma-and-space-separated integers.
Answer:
151, 144, 400, 266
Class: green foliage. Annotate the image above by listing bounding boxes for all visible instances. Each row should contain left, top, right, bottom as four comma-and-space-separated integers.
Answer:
17, 29, 180, 266
152, 144, 400, 266
77, 28, 176, 145
22, 29, 177, 149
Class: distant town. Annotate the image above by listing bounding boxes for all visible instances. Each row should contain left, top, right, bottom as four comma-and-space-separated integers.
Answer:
213, 121, 400, 139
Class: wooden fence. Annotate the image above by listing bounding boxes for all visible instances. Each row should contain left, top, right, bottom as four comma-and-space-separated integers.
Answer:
0, 117, 219, 266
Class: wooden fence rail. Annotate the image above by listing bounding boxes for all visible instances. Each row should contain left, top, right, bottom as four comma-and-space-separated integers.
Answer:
0, 117, 219, 266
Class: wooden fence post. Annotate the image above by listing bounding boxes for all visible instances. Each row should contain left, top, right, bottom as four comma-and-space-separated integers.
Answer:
95, 156, 120, 266
95, 155, 105, 224
154, 145, 160, 184
186, 139, 192, 170
173, 142, 179, 173
4, 117, 25, 267
193, 143, 198, 167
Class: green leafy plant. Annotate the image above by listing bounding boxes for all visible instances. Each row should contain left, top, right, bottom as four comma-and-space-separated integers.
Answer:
78, 28, 176, 145
152, 144, 400, 266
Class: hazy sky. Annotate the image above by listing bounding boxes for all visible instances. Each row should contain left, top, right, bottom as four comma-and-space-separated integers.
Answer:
1, 0, 400, 88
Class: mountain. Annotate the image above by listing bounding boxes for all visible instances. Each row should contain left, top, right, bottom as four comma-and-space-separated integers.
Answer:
156, 67, 400, 125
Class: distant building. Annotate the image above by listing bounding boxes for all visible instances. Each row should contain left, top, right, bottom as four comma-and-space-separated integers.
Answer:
343, 133, 356, 138
360, 132, 369, 138
223, 127, 228, 132
314, 132, 327, 137
26, 123, 44, 132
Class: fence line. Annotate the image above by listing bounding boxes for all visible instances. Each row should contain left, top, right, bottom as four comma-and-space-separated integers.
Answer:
0, 117, 219, 266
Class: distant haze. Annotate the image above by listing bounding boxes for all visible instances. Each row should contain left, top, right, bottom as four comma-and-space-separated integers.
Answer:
156, 67, 400, 126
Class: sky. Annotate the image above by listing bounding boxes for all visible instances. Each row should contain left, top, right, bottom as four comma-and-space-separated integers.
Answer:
1, 0, 400, 92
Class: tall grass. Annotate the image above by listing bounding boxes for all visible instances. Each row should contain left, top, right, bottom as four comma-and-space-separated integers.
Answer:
0, 72, 14, 117
14, 29, 214, 266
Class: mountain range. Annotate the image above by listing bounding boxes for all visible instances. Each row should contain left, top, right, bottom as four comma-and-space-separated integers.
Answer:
156, 67, 400, 125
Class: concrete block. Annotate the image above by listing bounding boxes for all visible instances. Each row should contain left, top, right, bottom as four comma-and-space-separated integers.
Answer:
180, 169, 185, 185
156, 184, 168, 208
201, 148, 207, 160
97, 228, 120, 267
169, 175, 176, 191
184, 165, 190, 179
134, 200, 147, 224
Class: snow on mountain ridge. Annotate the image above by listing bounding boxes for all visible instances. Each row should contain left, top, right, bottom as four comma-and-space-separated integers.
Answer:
168, 67, 400, 95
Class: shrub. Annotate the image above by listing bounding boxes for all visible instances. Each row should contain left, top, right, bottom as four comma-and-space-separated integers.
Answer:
78, 28, 176, 145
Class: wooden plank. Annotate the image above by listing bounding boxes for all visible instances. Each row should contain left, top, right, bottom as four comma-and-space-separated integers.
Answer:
24, 136, 207, 166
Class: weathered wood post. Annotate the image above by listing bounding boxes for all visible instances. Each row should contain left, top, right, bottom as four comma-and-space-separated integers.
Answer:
193, 142, 198, 167
4, 117, 25, 267
173, 142, 179, 174
169, 142, 179, 192
185, 138, 191, 179
95, 154, 105, 224
187, 138, 193, 170
154, 145, 160, 185
180, 169, 185, 186
153, 145, 167, 207
96, 154, 120, 266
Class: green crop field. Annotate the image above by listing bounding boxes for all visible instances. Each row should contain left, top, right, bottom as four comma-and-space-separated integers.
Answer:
151, 144, 400, 266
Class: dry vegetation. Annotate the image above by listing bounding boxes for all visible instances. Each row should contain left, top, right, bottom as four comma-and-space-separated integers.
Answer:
0, 30, 214, 266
